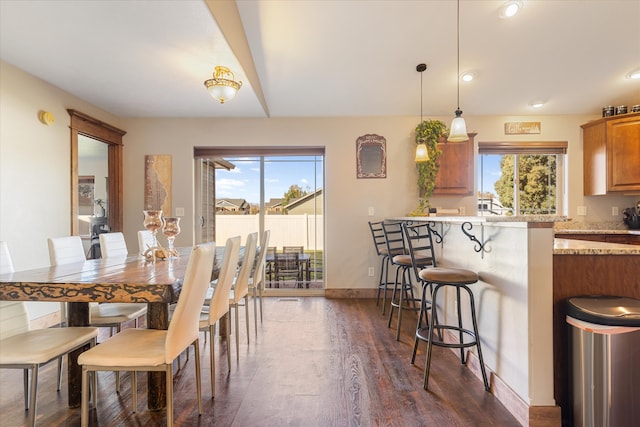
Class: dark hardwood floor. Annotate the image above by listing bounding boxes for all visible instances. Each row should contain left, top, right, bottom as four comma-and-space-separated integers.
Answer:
0, 298, 520, 426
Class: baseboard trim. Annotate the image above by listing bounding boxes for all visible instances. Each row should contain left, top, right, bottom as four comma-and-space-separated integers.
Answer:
442, 330, 561, 427
324, 288, 377, 299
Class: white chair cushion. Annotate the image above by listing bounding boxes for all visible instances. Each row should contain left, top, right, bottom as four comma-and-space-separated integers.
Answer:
78, 328, 167, 367
89, 303, 147, 325
0, 327, 98, 365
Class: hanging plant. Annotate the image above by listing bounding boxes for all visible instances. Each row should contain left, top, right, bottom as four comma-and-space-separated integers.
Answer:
409, 119, 447, 216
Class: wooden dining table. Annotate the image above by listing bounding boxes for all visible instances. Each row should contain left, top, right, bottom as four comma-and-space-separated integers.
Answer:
0, 247, 193, 410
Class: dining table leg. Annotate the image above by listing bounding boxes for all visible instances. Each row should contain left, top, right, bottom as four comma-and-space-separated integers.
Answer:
67, 302, 91, 408
147, 302, 169, 411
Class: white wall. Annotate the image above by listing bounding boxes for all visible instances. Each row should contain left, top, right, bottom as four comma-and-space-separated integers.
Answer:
1, 60, 637, 316
0, 61, 123, 319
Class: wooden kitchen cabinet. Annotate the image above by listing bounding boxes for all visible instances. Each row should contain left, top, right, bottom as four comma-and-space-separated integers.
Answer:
433, 132, 475, 195
582, 112, 640, 195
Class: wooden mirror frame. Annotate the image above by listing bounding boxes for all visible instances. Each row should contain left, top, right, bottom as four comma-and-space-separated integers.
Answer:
68, 109, 125, 235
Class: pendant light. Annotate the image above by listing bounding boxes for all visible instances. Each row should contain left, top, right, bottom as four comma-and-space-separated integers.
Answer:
415, 63, 430, 162
448, 0, 469, 143
204, 66, 242, 104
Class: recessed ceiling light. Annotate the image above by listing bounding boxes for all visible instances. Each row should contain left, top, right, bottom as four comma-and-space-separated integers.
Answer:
460, 71, 476, 82
499, 1, 523, 19
626, 68, 640, 80
529, 100, 545, 108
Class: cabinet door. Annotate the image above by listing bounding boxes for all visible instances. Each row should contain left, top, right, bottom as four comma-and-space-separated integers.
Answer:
582, 122, 607, 196
433, 133, 475, 195
607, 115, 640, 192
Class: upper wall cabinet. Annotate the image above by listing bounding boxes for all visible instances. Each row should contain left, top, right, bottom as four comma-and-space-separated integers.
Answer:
582, 112, 640, 195
433, 133, 475, 195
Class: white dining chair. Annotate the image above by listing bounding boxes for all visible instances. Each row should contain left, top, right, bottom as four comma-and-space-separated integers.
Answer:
79, 243, 216, 427
99, 232, 128, 257
229, 232, 257, 360
249, 230, 270, 332
48, 235, 147, 391
199, 236, 240, 397
0, 240, 15, 273
0, 241, 99, 427
137, 230, 155, 256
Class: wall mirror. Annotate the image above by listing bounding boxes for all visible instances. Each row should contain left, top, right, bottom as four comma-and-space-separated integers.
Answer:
356, 134, 386, 179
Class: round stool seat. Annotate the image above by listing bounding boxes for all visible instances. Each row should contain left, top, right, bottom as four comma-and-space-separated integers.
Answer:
392, 254, 412, 266
419, 267, 478, 285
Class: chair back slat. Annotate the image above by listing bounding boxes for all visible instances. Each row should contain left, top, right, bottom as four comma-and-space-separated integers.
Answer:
253, 230, 271, 289
166, 243, 216, 361
137, 230, 155, 256
381, 221, 406, 258
0, 241, 14, 274
99, 232, 128, 257
283, 246, 304, 254
233, 233, 258, 302
402, 222, 437, 282
48, 236, 86, 265
208, 236, 241, 325
368, 221, 386, 256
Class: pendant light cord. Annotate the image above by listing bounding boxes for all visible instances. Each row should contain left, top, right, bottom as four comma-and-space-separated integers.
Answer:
456, 0, 460, 110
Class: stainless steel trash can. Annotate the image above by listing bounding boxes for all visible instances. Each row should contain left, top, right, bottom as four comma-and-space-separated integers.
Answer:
566, 296, 640, 427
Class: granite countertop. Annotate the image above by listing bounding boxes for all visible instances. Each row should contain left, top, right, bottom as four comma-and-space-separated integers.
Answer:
398, 215, 566, 224
555, 229, 640, 236
554, 238, 640, 255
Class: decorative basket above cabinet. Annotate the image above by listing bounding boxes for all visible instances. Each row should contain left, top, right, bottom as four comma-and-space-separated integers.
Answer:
582, 112, 640, 195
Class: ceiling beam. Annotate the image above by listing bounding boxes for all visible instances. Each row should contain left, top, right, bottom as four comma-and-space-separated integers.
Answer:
205, 0, 270, 117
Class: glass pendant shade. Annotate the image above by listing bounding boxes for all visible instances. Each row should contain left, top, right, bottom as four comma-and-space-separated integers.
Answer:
415, 143, 429, 162
204, 66, 242, 104
448, 109, 469, 142
206, 83, 239, 104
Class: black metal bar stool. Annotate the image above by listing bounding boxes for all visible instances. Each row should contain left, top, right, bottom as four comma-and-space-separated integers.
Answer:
383, 221, 433, 341
413, 266, 490, 391
368, 221, 394, 315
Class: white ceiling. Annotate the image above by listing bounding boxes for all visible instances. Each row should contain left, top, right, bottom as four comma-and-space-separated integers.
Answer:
1, 0, 639, 119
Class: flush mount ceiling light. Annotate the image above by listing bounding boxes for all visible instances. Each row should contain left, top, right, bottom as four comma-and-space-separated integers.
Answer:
448, 0, 469, 143
204, 66, 242, 104
460, 71, 476, 82
529, 100, 545, 108
499, 1, 523, 19
415, 63, 430, 162
626, 68, 640, 80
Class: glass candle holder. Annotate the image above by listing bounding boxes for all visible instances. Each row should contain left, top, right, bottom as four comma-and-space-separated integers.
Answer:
162, 217, 181, 256
143, 210, 163, 249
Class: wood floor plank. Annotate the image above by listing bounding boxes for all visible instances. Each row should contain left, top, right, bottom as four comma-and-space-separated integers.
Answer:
0, 297, 521, 426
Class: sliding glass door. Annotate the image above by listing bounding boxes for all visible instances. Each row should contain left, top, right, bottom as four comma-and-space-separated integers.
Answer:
195, 148, 325, 291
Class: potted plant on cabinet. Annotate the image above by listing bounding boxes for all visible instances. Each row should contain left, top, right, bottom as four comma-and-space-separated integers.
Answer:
409, 119, 448, 216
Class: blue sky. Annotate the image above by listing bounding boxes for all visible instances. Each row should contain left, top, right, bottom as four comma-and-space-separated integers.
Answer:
478, 154, 502, 196
216, 156, 323, 204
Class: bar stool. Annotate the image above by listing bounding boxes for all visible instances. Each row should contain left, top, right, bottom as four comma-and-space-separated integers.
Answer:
368, 221, 394, 314
383, 221, 432, 341
412, 266, 490, 391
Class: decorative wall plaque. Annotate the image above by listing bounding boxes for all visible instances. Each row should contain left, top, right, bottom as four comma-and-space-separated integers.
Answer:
144, 154, 172, 214
356, 134, 387, 179
504, 122, 541, 135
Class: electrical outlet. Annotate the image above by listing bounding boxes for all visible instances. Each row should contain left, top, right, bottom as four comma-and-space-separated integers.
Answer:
458, 206, 466, 216
612, 206, 619, 216
368, 207, 375, 216
368, 267, 374, 277
577, 206, 587, 216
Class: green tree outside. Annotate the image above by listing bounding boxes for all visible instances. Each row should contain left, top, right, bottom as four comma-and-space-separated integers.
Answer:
282, 184, 307, 210
494, 155, 557, 215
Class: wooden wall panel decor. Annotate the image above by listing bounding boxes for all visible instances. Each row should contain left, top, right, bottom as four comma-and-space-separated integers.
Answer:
144, 154, 172, 215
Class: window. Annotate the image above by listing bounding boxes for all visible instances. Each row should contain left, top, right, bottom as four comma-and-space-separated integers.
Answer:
478, 141, 567, 216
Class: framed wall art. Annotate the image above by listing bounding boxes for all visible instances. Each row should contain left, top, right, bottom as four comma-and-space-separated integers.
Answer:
356, 134, 386, 179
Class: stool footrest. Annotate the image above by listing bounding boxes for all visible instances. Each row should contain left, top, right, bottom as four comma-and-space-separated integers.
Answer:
416, 325, 478, 349
390, 298, 421, 312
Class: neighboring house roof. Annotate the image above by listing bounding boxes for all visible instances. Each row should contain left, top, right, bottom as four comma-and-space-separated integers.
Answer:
265, 198, 284, 209
285, 189, 323, 213
216, 198, 249, 210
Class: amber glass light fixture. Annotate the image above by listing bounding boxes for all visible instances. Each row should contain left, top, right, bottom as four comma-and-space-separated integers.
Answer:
204, 66, 242, 104
415, 63, 430, 162
448, 0, 469, 143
